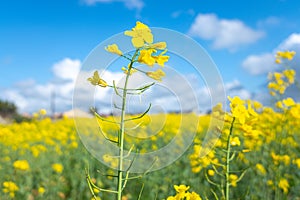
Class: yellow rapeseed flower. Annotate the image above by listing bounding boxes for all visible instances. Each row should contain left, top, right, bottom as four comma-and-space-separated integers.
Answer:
278, 178, 289, 194
52, 163, 64, 173
87, 71, 108, 87
229, 174, 238, 187
39, 109, 47, 116
174, 184, 190, 193
148, 42, 167, 50
153, 50, 169, 66
124, 21, 153, 48
293, 158, 300, 168
138, 49, 156, 66
230, 136, 241, 146
105, 44, 123, 56
208, 169, 215, 176
283, 69, 296, 84
13, 160, 30, 171
276, 51, 296, 60
290, 104, 300, 118
282, 97, 295, 107
276, 101, 284, 109
38, 187, 45, 195
3, 181, 19, 198
146, 69, 166, 81
186, 191, 202, 200
255, 163, 266, 175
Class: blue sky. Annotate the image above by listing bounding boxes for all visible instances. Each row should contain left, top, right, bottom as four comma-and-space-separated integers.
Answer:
1, 0, 300, 113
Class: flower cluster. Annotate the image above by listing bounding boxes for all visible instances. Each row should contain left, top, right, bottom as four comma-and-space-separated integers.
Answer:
13, 160, 30, 171
275, 50, 296, 64
166, 185, 202, 200
88, 21, 169, 86
2, 181, 19, 198
52, 163, 64, 173
268, 51, 296, 96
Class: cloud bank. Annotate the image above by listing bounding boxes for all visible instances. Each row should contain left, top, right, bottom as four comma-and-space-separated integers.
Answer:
242, 33, 300, 75
2, 57, 253, 115
188, 13, 265, 51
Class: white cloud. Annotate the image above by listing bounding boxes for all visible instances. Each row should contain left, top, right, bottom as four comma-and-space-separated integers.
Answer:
52, 58, 81, 81
242, 53, 277, 75
2, 58, 83, 114
278, 33, 300, 50
242, 33, 300, 75
224, 79, 252, 100
83, 0, 144, 10
188, 13, 265, 50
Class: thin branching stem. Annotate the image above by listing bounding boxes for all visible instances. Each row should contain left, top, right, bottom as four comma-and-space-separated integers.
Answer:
225, 117, 235, 200
117, 48, 139, 200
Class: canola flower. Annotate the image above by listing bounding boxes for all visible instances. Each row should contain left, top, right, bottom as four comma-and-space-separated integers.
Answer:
268, 51, 296, 96
275, 50, 296, 63
52, 163, 64, 173
166, 185, 202, 200
38, 186, 45, 195
105, 44, 123, 56
255, 163, 267, 175
278, 178, 289, 194
2, 181, 19, 198
13, 160, 30, 171
124, 21, 153, 48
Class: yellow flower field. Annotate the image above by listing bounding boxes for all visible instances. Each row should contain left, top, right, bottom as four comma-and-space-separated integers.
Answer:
0, 100, 300, 199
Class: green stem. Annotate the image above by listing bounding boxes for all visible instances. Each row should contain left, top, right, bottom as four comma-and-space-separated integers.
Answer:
225, 117, 235, 200
117, 49, 139, 200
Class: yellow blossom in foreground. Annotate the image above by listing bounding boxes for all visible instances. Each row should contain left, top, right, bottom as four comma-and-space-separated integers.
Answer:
283, 69, 296, 84
91, 197, 101, 200
153, 50, 169, 66
229, 174, 238, 187
52, 163, 64, 173
174, 184, 190, 193
38, 187, 45, 195
228, 96, 250, 124
138, 49, 156, 66
105, 44, 123, 56
39, 109, 47, 115
146, 69, 165, 81
230, 136, 241, 146
13, 160, 30, 171
293, 158, 300, 168
278, 178, 289, 194
276, 51, 296, 60
87, 71, 108, 87
276, 101, 283, 109
3, 181, 19, 198
256, 163, 266, 175
186, 191, 202, 200
167, 185, 201, 200
282, 97, 295, 107
124, 21, 153, 48
121, 66, 137, 75
149, 42, 167, 50
208, 169, 215, 176
290, 104, 300, 118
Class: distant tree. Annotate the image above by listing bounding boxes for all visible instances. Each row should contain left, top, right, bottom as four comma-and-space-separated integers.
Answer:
0, 99, 17, 118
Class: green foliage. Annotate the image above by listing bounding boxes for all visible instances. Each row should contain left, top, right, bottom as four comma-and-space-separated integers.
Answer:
0, 99, 17, 118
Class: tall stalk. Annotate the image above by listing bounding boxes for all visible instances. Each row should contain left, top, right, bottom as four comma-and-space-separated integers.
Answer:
225, 117, 235, 200
117, 49, 139, 200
